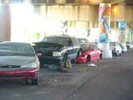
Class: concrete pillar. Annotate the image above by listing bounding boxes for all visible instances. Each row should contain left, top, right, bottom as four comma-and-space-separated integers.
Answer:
98, 3, 112, 58
0, 5, 11, 41
89, 21, 94, 28
118, 21, 127, 43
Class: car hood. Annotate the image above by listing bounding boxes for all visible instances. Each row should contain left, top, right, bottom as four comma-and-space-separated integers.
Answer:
32, 42, 64, 56
0, 56, 35, 66
80, 43, 90, 51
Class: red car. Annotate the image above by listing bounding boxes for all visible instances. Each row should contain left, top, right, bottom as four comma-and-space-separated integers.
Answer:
0, 42, 40, 85
76, 38, 102, 63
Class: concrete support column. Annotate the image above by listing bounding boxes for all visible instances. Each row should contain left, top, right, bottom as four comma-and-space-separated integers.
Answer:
118, 22, 127, 43
0, 5, 11, 41
98, 3, 112, 58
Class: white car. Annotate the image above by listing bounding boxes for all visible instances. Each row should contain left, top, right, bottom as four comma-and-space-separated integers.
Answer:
110, 42, 122, 56
119, 43, 127, 53
126, 41, 133, 49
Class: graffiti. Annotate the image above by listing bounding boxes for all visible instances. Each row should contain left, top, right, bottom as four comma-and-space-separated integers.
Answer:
99, 4, 111, 43
118, 22, 127, 43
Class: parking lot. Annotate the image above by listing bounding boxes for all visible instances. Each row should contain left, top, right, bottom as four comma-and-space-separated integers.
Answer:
1, 49, 133, 100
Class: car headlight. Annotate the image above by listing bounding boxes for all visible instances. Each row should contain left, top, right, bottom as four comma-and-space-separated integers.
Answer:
53, 52, 61, 56
21, 62, 37, 68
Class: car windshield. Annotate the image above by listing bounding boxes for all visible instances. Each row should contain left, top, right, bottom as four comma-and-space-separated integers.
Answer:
0, 42, 35, 56
110, 42, 116, 46
126, 42, 131, 44
42, 37, 69, 46
78, 38, 89, 44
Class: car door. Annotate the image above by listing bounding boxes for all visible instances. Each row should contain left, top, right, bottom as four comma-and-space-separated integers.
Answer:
93, 44, 101, 59
116, 43, 122, 54
69, 37, 80, 59
90, 44, 100, 60
89, 44, 96, 61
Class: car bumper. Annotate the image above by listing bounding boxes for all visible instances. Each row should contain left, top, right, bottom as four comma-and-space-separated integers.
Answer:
76, 56, 87, 63
112, 50, 122, 55
39, 56, 62, 66
0, 68, 39, 80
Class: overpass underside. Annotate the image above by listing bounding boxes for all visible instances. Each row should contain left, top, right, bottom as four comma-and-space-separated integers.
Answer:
0, 0, 133, 41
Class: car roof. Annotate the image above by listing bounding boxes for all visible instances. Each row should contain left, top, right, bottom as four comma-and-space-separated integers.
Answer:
45, 35, 74, 38
0, 41, 30, 45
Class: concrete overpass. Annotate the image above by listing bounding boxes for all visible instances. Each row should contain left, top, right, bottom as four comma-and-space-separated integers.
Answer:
0, 0, 133, 42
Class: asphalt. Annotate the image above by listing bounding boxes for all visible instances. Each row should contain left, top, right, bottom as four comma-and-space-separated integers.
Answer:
63, 48, 133, 100
0, 48, 133, 100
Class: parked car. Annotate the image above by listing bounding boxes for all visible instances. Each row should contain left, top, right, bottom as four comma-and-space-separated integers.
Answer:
110, 42, 122, 56
119, 43, 127, 53
76, 38, 103, 63
0, 41, 40, 85
32, 35, 80, 67
126, 41, 133, 49
92, 41, 98, 46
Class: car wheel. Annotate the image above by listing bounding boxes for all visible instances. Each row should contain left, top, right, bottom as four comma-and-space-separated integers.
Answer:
97, 54, 102, 62
100, 54, 102, 59
115, 53, 118, 56
25, 79, 32, 85
77, 50, 82, 57
71, 59, 76, 64
112, 53, 115, 56
31, 77, 39, 85
26, 77, 39, 85
86, 55, 91, 63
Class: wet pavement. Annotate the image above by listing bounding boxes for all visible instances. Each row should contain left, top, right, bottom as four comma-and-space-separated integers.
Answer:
1, 49, 133, 100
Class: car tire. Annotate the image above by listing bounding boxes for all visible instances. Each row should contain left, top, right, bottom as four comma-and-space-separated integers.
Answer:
25, 80, 31, 85
31, 77, 39, 85
86, 55, 91, 63
26, 77, 39, 85
100, 54, 102, 59
71, 59, 76, 64
112, 53, 115, 56
77, 50, 82, 57
98, 54, 102, 61
115, 53, 118, 56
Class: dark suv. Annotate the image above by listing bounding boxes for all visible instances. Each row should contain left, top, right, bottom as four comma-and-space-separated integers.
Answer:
32, 35, 80, 67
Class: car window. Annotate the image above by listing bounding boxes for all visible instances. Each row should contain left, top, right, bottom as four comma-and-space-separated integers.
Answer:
110, 42, 116, 46
71, 37, 79, 45
89, 44, 96, 50
78, 38, 89, 44
42, 37, 69, 46
89, 44, 94, 50
0, 43, 35, 56
93, 44, 99, 49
